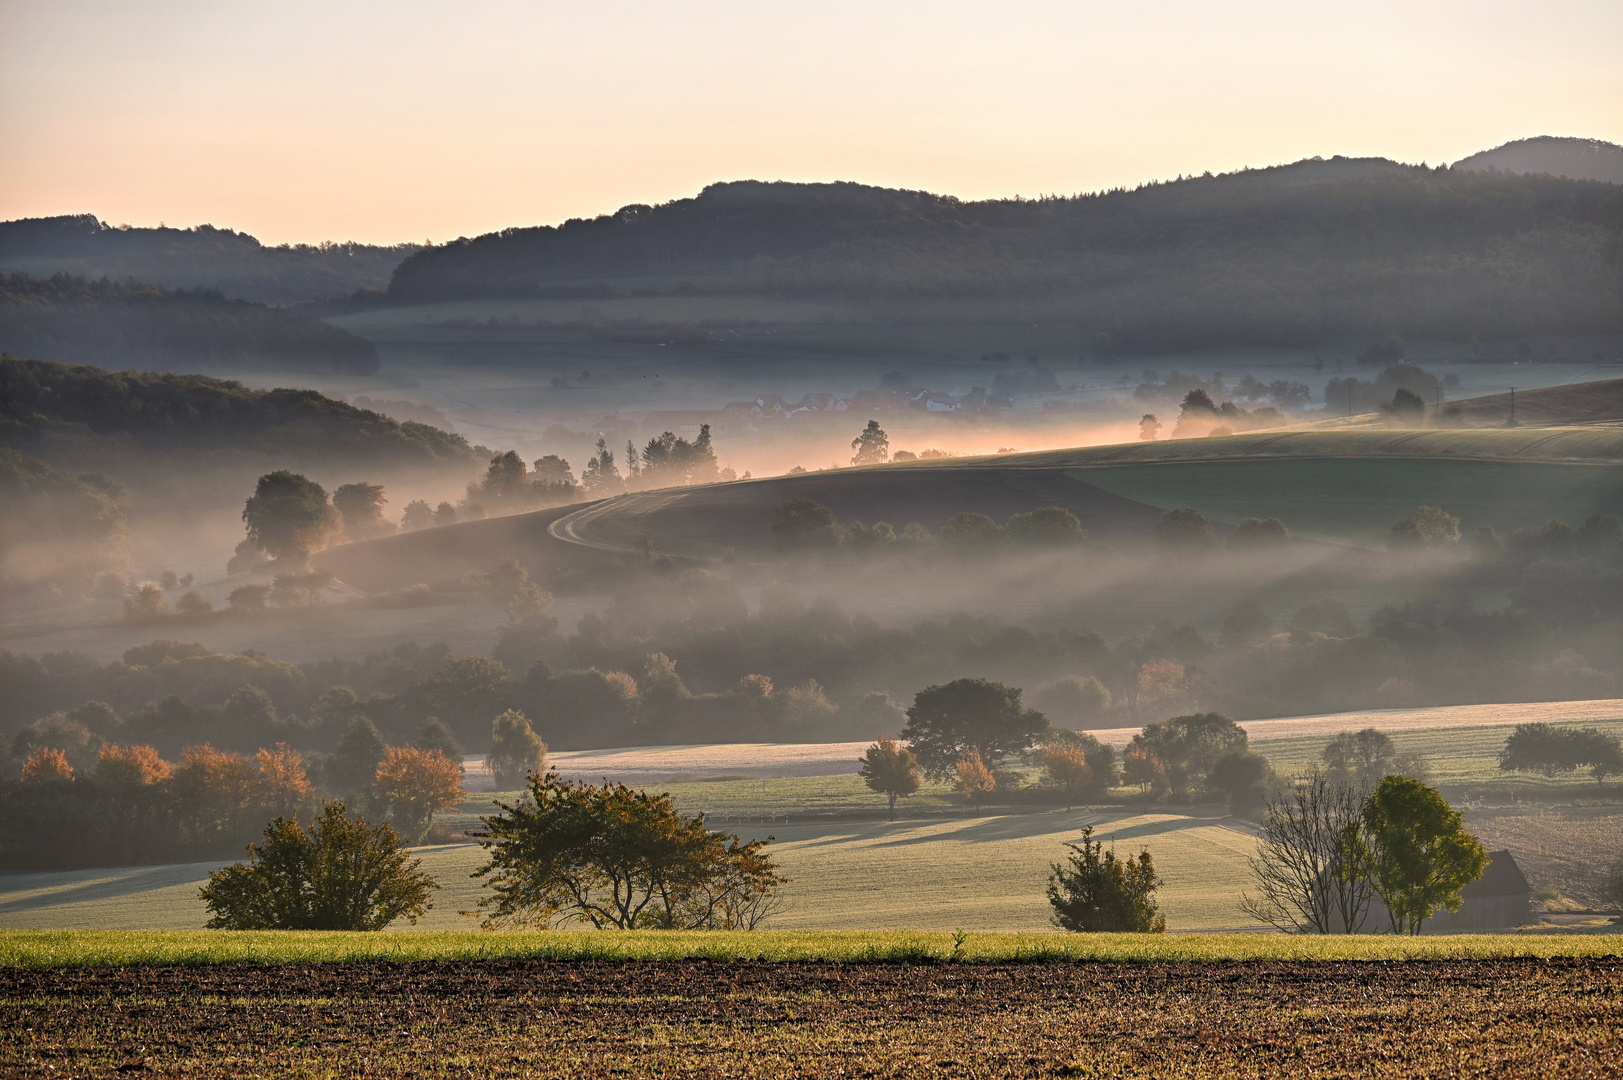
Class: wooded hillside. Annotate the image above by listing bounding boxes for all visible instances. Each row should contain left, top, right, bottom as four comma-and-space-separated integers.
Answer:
0, 216, 416, 306
0, 356, 477, 470
387, 158, 1623, 353
0, 274, 380, 376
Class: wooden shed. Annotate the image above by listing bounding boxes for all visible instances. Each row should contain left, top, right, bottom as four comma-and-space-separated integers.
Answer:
1421, 850, 1531, 933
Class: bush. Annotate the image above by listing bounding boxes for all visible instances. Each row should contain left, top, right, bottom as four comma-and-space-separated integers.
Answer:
1047, 826, 1165, 932
199, 802, 438, 930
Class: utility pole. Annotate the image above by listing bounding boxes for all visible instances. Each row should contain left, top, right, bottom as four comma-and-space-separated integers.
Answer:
1348, 383, 1354, 418
1507, 386, 1517, 428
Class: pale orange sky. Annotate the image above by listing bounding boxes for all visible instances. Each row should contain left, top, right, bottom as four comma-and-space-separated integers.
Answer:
3, 0, 1620, 246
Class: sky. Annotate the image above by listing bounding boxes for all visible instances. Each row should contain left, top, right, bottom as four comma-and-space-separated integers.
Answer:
3, 0, 1620, 246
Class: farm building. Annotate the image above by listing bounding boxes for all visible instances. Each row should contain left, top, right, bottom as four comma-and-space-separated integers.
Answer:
1422, 850, 1532, 932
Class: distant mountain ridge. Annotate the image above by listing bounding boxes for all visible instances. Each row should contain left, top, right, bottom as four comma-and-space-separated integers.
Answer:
0, 215, 418, 306
1452, 137, 1623, 184
386, 156, 1623, 353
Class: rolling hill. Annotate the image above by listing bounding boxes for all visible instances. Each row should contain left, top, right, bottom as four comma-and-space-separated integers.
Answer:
0, 216, 417, 306
384, 158, 1623, 353
1453, 137, 1623, 185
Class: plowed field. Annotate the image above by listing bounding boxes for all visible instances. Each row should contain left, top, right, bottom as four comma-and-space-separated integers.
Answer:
4, 958, 1619, 1078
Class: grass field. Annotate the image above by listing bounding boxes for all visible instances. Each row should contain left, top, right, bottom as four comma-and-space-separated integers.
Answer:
2, 928, 1618, 967
566, 426, 1623, 556
4, 953, 1619, 1078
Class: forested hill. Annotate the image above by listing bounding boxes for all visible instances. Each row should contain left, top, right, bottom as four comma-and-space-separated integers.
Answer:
1453, 137, 1623, 185
0, 356, 479, 472
0, 216, 417, 306
387, 157, 1623, 353
0, 274, 379, 376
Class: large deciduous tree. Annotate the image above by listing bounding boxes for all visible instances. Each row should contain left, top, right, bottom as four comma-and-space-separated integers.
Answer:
333, 482, 394, 541
373, 746, 466, 841
1358, 775, 1488, 935
241, 471, 338, 565
771, 499, 841, 549
850, 420, 889, 466
1241, 771, 1372, 934
471, 771, 786, 930
1127, 712, 1249, 800
199, 802, 438, 930
900, 678, 1049, 780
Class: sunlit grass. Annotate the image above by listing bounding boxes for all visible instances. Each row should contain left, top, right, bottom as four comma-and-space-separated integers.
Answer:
2, 927, 1617, 968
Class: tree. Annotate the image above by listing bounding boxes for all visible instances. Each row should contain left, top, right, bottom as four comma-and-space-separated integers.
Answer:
900, 678, 1049, 780
859, 736, 920, 820
241, 471, 338, 566
471, 771, 785, 929
1047, 826, 1166, 932
1498, 723, 1622, 784
1127, 712, 1248, 800
850, 420, 889, 466
1138, 413, 1160, 441
1229, 517, 1291, 550
256, 742, 315, 819
20, 747, 73, 783
1324, 727, 1428, 790
1359, 775, 1489, 935
199, 802, 438, 930
175, 589, 214, 618
954, 751, 996, 807
171, 743, 261, 841
1208, 750, 1274, 817
96, 743, 170, 785
1241, 771, 1372, 934
327, 718, 388, 803
1387, 505, 1460, 549
939, 512, 1001, 548
123, 583, 170, 623
400, 499, 434, 531
333, 482, 394, 541
413, 718, 462, 765
1382, 387, 1428, 425
1123, 748, 1167, 795
1004, 506, 1087, 546
488, 709, 546, 789
1043, 744, 1093, 810
580, 437, 625, 496
770, 499, 841, 549
373, 746, 466, 841
1153, 507, 1217, 551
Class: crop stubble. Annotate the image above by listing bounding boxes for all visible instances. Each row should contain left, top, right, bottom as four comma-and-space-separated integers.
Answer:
3, 958, 1619, 1078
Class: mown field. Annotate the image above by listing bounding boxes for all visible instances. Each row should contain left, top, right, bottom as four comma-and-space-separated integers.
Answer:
3, 952, 1619, 1078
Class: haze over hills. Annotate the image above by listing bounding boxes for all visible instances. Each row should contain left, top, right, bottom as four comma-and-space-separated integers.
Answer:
387, 156, 1623, 354
0, 216, 418, 307
0, 274, 380, 376
1452, 137, 1623, 185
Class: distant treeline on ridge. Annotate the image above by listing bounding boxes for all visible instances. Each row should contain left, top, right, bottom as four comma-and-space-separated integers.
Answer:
0, 274, 381, 376
388, 158, 1623, 352
0, 215, 417, 306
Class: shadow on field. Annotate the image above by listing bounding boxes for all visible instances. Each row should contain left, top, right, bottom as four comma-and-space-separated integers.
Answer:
0, 864, 212, 914
785, 810, 1230, 852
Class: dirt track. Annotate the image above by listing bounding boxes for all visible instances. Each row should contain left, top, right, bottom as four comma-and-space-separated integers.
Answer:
4, 958, 1619, 1077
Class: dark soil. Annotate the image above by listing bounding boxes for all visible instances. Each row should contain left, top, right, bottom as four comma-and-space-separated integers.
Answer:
4, 958, 1620, 1077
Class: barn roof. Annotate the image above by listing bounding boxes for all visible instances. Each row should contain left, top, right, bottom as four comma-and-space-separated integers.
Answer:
1461, 850, 1530, 898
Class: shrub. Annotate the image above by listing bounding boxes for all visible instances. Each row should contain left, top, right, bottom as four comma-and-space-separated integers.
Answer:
199, 802, 438, 930
1047, 825, 1166, 932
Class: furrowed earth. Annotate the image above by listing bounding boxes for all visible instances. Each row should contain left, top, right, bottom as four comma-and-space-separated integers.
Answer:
4, 957, 1619, 1078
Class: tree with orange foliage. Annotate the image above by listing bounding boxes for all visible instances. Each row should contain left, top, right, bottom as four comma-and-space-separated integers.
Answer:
1042, 743, 1094, 810
1123, 748, 1168, 796
256, 743, 315, 819
172, 744, 261, 842
96, 744, 171, 785
373, 747, 466, 842
20, 747, 74, 784
954, 750, 996, 808
859, 736, 921, 821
